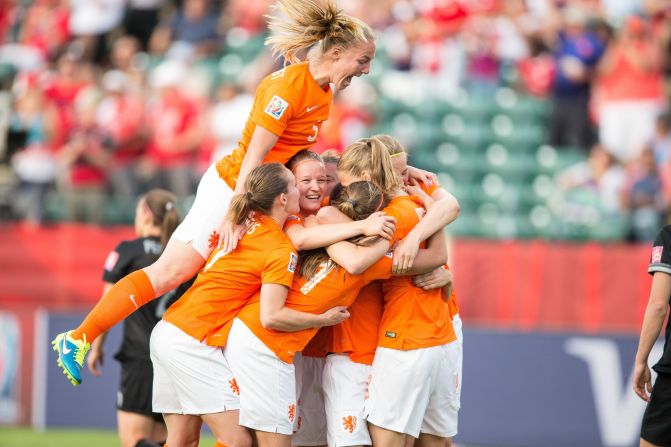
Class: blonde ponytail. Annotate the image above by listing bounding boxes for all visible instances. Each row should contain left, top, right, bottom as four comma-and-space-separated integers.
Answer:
338, 136, 401, 196
142, 189, 180, 249
265, 0, 375, 64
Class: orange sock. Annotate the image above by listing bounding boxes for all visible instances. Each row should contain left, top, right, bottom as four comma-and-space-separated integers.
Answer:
71, 269, 156, 342
213, 443, 228, 447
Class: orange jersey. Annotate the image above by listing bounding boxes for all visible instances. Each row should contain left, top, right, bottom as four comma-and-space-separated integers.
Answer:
302, 326, 332, 358
444, 264, 460, 318
164, 215, 297, 347
330, 281, 384, 365
237, 254, 393, 363
379, 196, 456, 350
216, 62, 333, 189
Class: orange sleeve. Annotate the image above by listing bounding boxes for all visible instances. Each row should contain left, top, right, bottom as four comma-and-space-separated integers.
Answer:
420, 179, 440, 196
384, 204, 416, 245
363, 253, 393, 283
262, 244, 298, 287
251, 81, 300, 137
283, 214, 303, 230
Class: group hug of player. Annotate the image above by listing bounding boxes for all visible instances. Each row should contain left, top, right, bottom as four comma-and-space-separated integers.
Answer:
51, 2, 464, 447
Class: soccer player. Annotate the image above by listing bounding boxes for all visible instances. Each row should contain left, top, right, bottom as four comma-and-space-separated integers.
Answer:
85, 189, 190, 447
148, 163, 340, 447
633, 225, 671, 447
224, 180, 447, 447
52, 0, 378, 386
323, 136, 460, 447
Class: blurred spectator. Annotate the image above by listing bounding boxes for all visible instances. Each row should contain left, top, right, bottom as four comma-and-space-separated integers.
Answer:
545, 6, 605, 149
222, 0, 270, 35
150, 0, 222, 60
68, 0, 125, 62
109, 35, 146, 91
122, 0, 167, 51
622, 148, 666, 241
43, 52, 93, 149
142, 60, 203, 200
596, 16, 667, 163
556, 144, 627, 219
57, 89, 111, 225
9, 76, 56, 226
208, 82, 253, 164
650, 112, 671, 165
96, 70, 147, 207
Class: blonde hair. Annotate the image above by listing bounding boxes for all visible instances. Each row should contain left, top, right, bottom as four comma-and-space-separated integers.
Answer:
373, 134, 406, 158
298, 181, 388, 278
142, 189, 180, 249
265, 0, 375, 64
227, 163, 292, 225
338, 136, 401, 196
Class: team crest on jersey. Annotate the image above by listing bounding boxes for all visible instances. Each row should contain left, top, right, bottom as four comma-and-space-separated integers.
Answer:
342, 415, 357, 433
288, 404, 296, 423
104, 251, 119, 271
288, 252, 298, 273
265, 95, 289, 120
652, 246, 664, 264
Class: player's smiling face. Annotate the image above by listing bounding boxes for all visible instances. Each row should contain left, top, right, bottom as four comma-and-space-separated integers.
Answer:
331, 41, 376, 90
294, 160, 326, 215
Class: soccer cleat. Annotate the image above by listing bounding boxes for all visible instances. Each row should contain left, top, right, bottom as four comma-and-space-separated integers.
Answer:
52, 331, 90, 386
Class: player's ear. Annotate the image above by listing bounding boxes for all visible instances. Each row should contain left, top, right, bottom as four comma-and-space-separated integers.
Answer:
361, 171, 372, 182
279, 192, 288, 206
330, 46, 342, 62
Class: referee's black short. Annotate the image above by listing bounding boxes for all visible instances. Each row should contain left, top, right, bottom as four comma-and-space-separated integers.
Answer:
641, 373, 671, 446
117, 359, 164, 422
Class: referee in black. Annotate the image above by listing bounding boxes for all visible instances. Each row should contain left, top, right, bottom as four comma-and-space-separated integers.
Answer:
634, 224, 671, 447
87, 189, 194, 447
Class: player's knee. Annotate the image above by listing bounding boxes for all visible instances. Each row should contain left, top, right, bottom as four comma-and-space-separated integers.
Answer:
217, 430, 253, 447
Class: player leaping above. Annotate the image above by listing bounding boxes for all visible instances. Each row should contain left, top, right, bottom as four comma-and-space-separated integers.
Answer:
52, 0, 380, 386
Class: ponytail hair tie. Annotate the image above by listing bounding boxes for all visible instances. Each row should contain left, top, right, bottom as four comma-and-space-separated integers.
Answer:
165, 202, 174, 211
346, 198, 357, 207
245, 191, 253, 200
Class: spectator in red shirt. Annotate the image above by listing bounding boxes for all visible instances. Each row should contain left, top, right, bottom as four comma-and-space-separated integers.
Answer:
596, 15, 667, 163
143, 60, 204, 200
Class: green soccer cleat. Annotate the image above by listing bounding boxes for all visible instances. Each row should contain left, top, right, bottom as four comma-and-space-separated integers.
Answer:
52, 331, 90, 386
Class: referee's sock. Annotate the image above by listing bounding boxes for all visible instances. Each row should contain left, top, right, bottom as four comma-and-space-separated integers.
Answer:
71, 269, 156, 342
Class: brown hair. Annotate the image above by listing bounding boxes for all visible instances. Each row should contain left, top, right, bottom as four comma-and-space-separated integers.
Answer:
227, 163, 292, 225
142, 189, 180, 249
337, 136, 401, 195
265, 0, 375, 64
286, 149, 324, 173
320, 149, 340, 166
298, 181, 388, 278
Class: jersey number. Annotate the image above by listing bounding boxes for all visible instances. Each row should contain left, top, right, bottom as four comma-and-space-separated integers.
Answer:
307, 125, 318, 143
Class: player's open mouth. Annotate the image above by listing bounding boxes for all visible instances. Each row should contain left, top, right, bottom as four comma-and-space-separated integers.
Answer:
305, 194, 321, 201
343, 76, 352, 87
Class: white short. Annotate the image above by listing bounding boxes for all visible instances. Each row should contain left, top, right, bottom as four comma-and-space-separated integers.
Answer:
453, 314, 463, 403
224, 318, 297, 435
171, 162, 235, 259
293, 354, 327, 446
150, 320, 239, 415
365, 344, 460, 438
323, 355, 372, 447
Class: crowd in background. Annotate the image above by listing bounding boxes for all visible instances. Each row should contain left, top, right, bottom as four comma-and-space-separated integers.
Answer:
1, 0, 671, 241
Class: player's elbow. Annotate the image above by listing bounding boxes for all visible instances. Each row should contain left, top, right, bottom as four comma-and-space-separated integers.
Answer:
260, 313, 283, 330
444, 196, 460, 224
341, 259, 367, 275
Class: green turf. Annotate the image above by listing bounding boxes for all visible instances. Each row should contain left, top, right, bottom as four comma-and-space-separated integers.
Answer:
0, 427, 216, 447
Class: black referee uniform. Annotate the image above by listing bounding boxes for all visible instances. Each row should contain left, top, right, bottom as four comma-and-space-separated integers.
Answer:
641, 226, 671, 446
103, 236, 194, 420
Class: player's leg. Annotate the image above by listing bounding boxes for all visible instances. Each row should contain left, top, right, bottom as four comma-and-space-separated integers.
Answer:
293, 355, 327, 447
201, 410, 253, 447
255, 432, 292, 447
53, 163, 234, 385
117, 410, 162, 447
163, 413, 202, 447
415, 433, 446, 447
367, 424, 407, 447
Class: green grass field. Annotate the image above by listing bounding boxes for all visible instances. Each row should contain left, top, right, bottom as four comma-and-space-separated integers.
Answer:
0, 427, 216, 447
